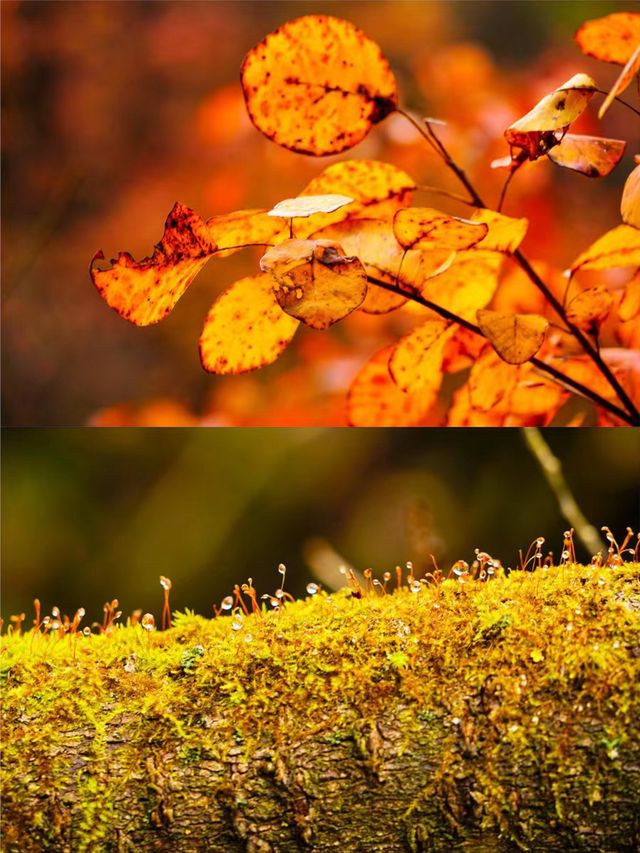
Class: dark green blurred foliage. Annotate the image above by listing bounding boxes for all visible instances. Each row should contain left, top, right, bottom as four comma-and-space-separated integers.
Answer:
2, 429, 638, 622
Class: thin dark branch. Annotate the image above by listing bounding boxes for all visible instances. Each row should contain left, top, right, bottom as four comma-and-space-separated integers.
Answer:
396, 109, 441, 157
398, 111, 640, 423
365, 274, 635, 425
594, 88, 640, 118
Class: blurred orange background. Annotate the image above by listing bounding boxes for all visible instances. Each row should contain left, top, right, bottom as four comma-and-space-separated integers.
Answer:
2, 0, 635, 425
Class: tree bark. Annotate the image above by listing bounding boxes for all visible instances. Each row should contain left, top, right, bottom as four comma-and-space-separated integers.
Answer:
2, 564, 639, 852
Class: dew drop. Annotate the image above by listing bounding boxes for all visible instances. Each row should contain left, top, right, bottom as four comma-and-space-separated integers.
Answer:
383, 572, 391, 582
83, 627, 91, 637
410, 580, 421, 593
244, 633, 253, 643
51, 607, 61, 619
306, 583, 319, 596
452, 717, 460, 726
221, 596, 234, 611
278, 563, 286, 575
536, 538, 545, 547
76, 608, 86, 620
453, 560, 469, 579
141, 613, 155, 632
160, 576, 172, 591
275, 589, 285, 599
51, 621, 60, 631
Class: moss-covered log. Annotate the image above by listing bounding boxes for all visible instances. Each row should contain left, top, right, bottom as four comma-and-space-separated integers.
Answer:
2, 564, 639, 852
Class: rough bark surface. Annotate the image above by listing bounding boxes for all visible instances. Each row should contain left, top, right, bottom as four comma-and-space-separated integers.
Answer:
2, 564, 639, 852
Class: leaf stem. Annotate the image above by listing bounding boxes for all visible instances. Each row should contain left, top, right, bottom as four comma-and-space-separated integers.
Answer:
398, 111, 640, 423
522, 428, 604, 555
415, 185, 476, 207
366, 274, 634, 425
593, 88, 640, 118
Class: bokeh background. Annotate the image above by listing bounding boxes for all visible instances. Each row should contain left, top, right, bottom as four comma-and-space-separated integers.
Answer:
2, 0, 637, 426
3, 428, 639, 622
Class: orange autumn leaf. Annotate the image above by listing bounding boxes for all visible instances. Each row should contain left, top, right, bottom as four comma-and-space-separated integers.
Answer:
260, 239, 367, 330
617, 272, 640, 349
469, 209, 528, 253
551, 355, 621, 402
91, 203, 217, 326
423, 250, 503, 322
91, 204, 288, 325
347, 346, 434, 427
575, 12, 640, 65
388, 319, 454, 394
477, 309, 548, 364
504, 73, 597, 161
267, 195, 353, 219
442, 327, 488, 374
199, 274, 299, 374
491, 260, 565, 317
598, 45, 640, 118
241, 15, 398, 156
460, 349, 567, 422
312, 219, 408, 313
206, 208, 287, 256
621, 165, 640, 228
565, 285, 614, 334
393, 208, 488, 251
546, 134, 626, 177
320, 222, 456, 302
571, 224, 640, 271
295, 160, 416, 237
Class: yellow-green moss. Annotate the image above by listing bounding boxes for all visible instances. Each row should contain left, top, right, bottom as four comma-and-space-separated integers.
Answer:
2, 563, 639, 851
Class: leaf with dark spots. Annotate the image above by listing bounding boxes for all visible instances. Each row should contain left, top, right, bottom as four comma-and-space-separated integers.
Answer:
199, 274, 299, 374
90, 203, 217, 326
241, 15, 398, 155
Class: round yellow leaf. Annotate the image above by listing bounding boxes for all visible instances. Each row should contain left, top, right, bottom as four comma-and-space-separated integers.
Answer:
199, 274, 299, 374
260, 239, 367, 330
241, 15, 398, 155
477, 309, 548, 365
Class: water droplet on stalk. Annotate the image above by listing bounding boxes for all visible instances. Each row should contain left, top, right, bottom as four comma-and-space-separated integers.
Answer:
141, 613, 155, 632
221, 596, 234, 611
306, 583, 319, 595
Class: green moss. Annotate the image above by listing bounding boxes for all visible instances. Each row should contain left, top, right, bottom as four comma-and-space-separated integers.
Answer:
1, 563, 639, 851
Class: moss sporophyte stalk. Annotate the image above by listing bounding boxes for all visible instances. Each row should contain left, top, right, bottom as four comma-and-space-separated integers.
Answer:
1, 532, 639, 851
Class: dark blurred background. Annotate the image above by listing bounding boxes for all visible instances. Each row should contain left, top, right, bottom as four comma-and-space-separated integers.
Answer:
2, 0, 636, 426
3, 428, 638, 621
